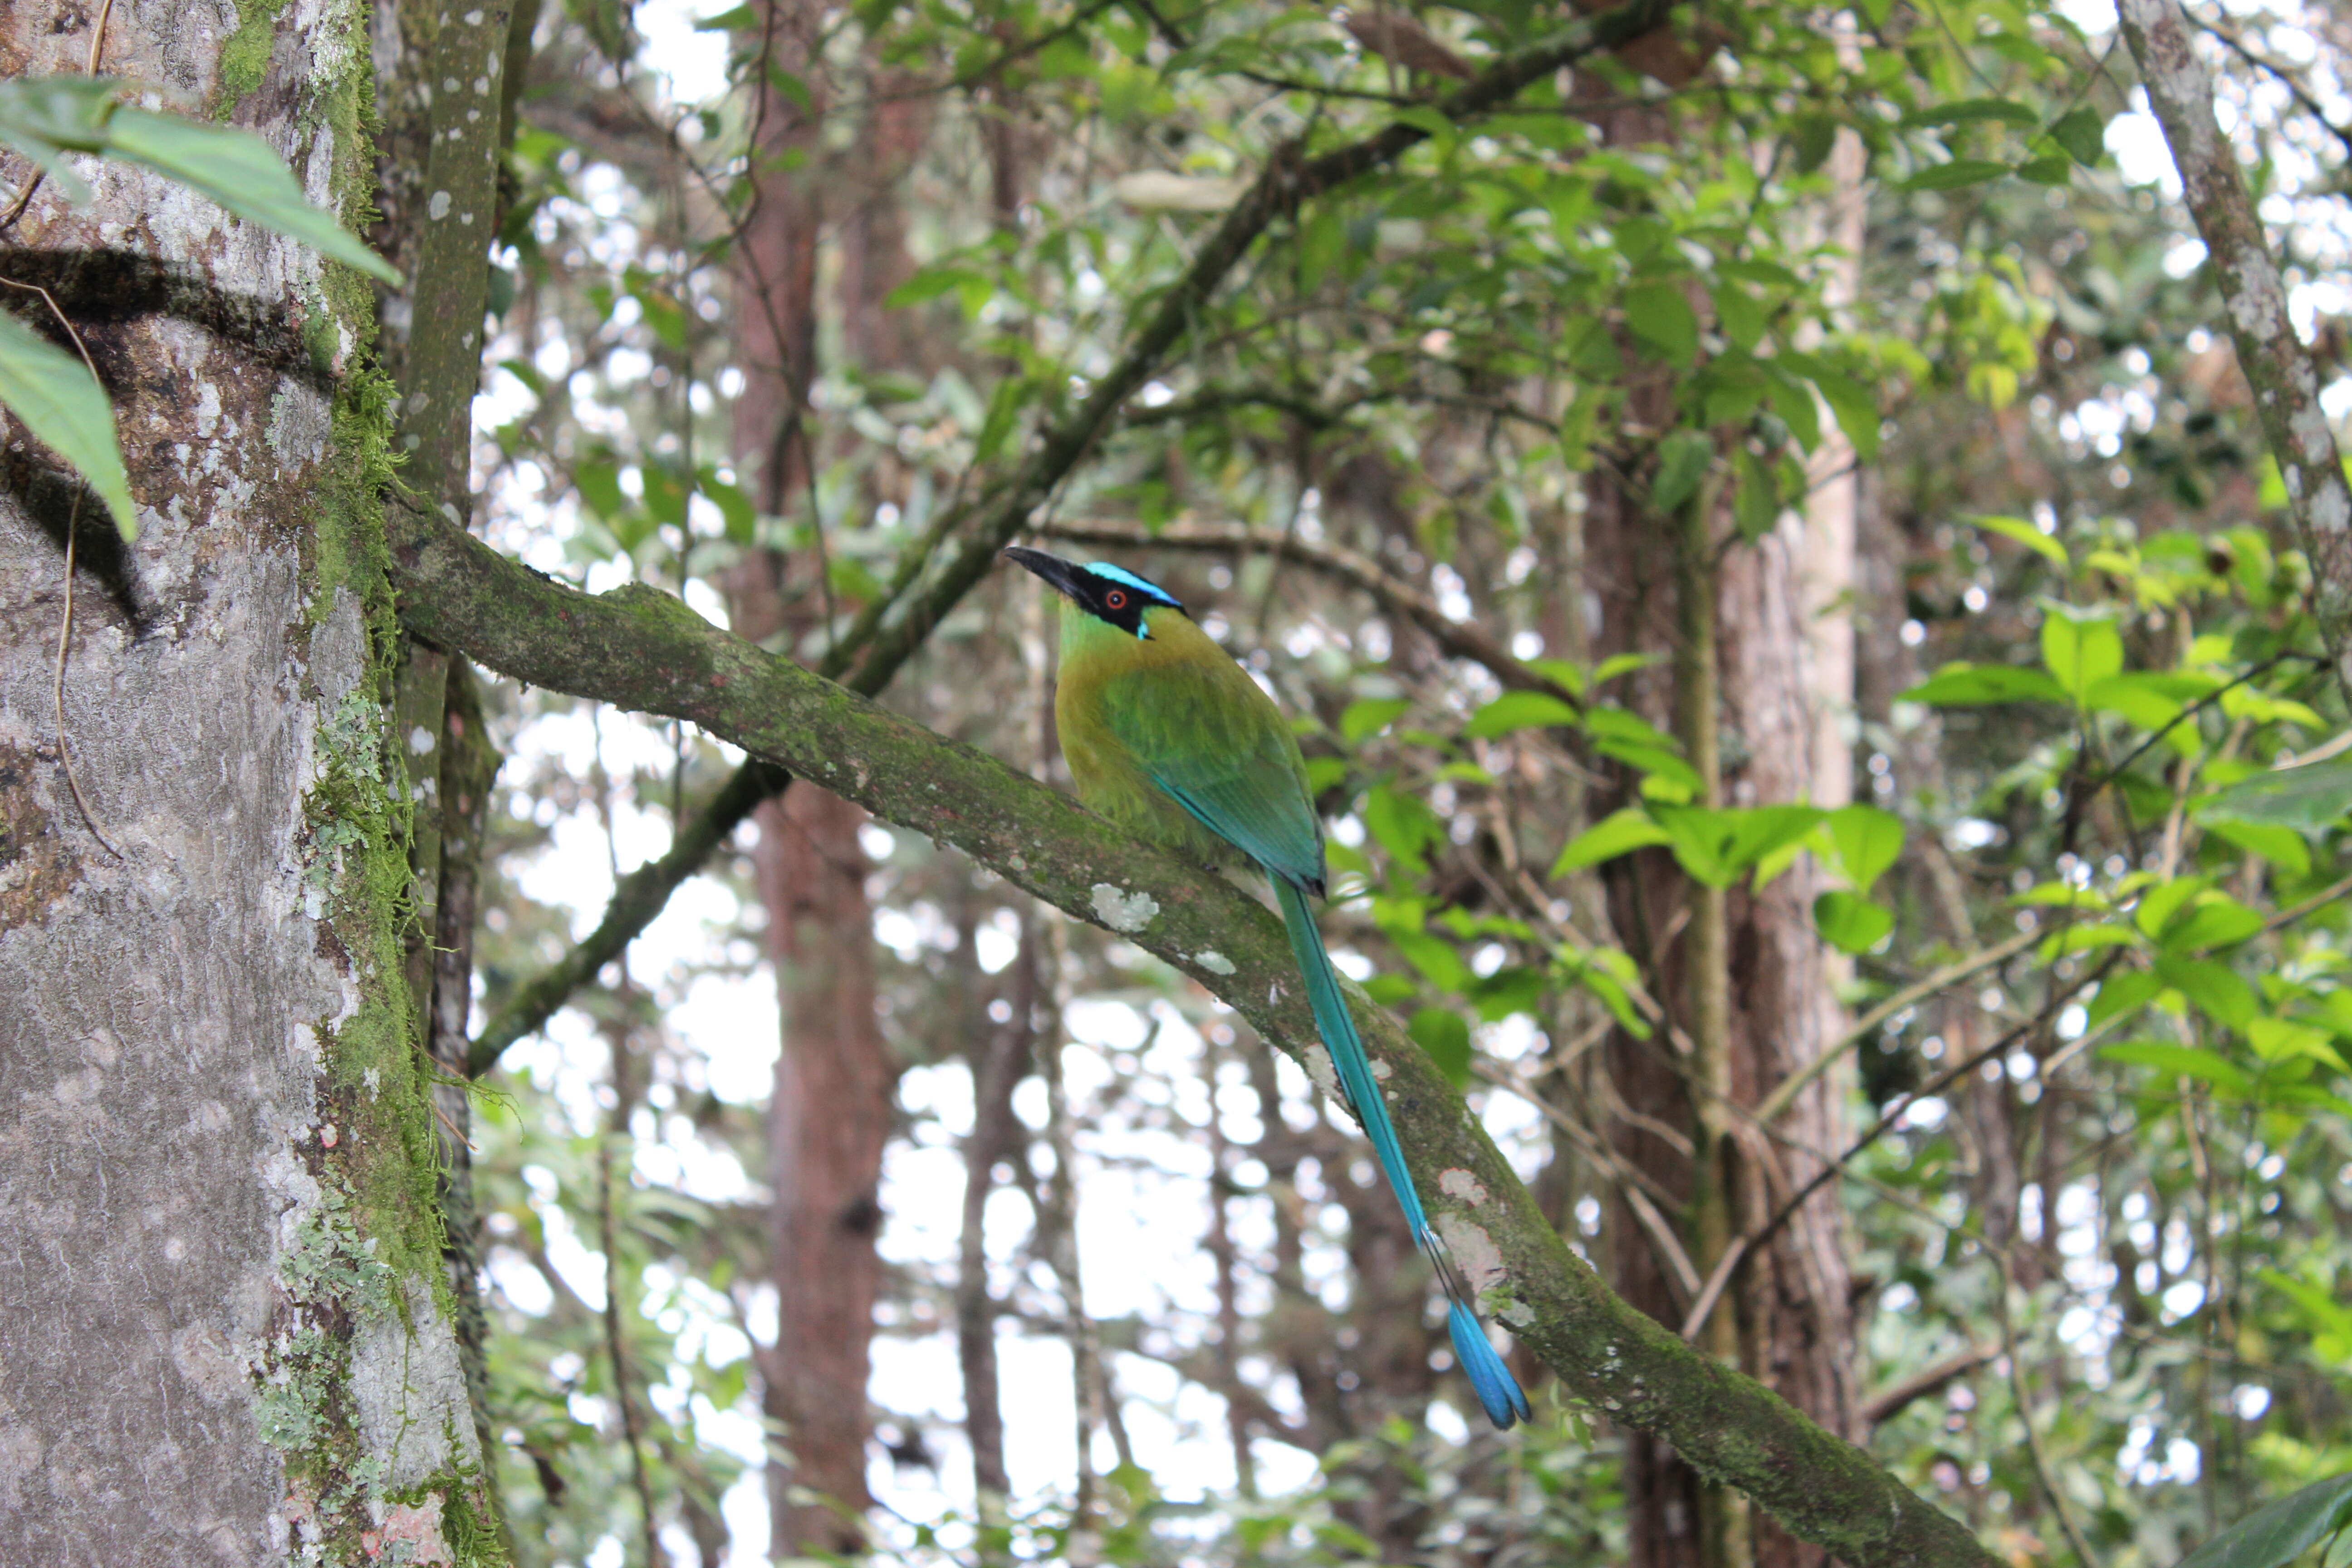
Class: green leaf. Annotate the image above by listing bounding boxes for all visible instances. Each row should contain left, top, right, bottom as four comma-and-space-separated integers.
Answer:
1462, 691, 1578, 739
1594, 652, 1664, 686
2048, 108, 2108, 167
2133, 874, 2206, 938
1716, 284, 1766, 353
1730, 445, 1778, 542
883, 265, 983, 310
1807, 365, 1882, 462
2173, 1472, 2352, 1568
2100, 1042, 2254, 1097
2036, 923, 2140, 962
1393, 104, 1455, 143
1653, 804, 1826, 889
2085, 673, 2196, 750
2258, 1273, 2352, 1361
0, 309, 135, 539
1651, 428, 1713, 513
102, 110, 397, 282
1789, 115, 1838, 174
2204, 819, 2311, 879
1625, 281, 1699, 367
2015, 156, 2073, 186
2201, 757, 2352, 829
2016, 881, 2114, 911
1814, 891, 1893, 955
572, 454, 627, 521
1550, 807, 1672, 877
1902, 97, 2039, 129
1408, 1008, 1474, 1088
1826, 804, 1903, 894
1583, 706, 1679, 751
1558, 943, 1649, 1037
1392, 929, 1470, 992
1899, 663, 2069, 706
0, 77, 114, 200
1363, 786, 1442, 878
1902, 158, 2012, 191
697, 466, 755, 545
975, 375, 1025, 464
1598, 740, 1703, 798
1525, 658, 1590, 697
640, 462, 689, 529
2247, 1017, 2347, 1071
2039, 603, 2123, 701
2163, 894, 2265, 953
1341, 698, 1412, 744
2156, 955, 2258, 1029
2086, 969, 2164, 1029
1971, 514, 2068, 568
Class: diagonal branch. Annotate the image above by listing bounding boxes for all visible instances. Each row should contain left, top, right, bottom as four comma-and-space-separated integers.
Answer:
467, 760, 784, 1073
386, 500, 2000, 1568
2118, 0, 2352, 701
456, 0, 1667, 1068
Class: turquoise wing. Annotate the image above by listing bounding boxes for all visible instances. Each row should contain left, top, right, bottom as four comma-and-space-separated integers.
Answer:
1098, 656, 1327, 890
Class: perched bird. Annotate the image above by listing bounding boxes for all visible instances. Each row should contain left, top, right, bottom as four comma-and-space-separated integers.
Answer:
1003, 545, 1532, 1430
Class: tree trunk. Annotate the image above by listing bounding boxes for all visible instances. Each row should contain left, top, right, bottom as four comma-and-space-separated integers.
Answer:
0, 1, 495, 1560
729, 5, 898, 1548
1583, 127, 1863, 1564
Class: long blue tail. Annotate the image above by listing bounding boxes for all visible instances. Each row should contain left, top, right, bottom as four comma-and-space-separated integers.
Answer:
1271, 876, 1532, 1430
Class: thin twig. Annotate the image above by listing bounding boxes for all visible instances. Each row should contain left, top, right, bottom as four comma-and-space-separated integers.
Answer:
1860, 1345, 1999, 1427
48, 499, 119, 857
1754, 928, 2039, 1124
2259, 870, 2352, 937
1998, 1254, 2104, 1568
4, 274, 124, 857
1678, 1237, 1745, 1343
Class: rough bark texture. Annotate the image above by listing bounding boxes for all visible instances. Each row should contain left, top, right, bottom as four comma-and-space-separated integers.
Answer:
1588, 463, 1859, 1568
727, 0, 897, 1545
754, 780, 893, 1555
387, 500, 2005, 1568
0, 0, 492, 1560
2118, 0, 2352, 698
1575, 78, 1863, 1568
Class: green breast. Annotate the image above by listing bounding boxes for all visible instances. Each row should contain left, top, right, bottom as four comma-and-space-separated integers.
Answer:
1054, 601, 1321, 880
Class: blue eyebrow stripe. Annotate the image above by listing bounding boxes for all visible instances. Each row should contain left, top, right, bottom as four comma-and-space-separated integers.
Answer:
1085, 562, 1183, 608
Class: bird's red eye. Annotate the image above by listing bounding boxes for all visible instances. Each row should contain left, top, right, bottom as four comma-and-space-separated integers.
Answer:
1105, 589, 1128, 610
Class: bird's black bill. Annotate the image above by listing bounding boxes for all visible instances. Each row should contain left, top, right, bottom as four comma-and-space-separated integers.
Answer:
1002, 545, 1088, 602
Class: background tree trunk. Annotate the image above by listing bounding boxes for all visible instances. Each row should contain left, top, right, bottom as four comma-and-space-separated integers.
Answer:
0, 1, 491, 1560
727, 0, 910, 1550
1584, 113, 1864, 1568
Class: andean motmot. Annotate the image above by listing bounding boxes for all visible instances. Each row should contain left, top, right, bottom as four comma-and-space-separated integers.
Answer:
1003, 545, 1532, 1430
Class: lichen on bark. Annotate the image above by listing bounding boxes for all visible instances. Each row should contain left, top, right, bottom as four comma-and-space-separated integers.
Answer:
2118, 0, 2352, 699
0, 0, 502, 1559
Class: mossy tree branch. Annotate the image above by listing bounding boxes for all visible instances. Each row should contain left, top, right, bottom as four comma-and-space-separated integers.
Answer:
387, 504, 1999, 1568
2118, 0, 2352, 699
461, 0, 1665, 1067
